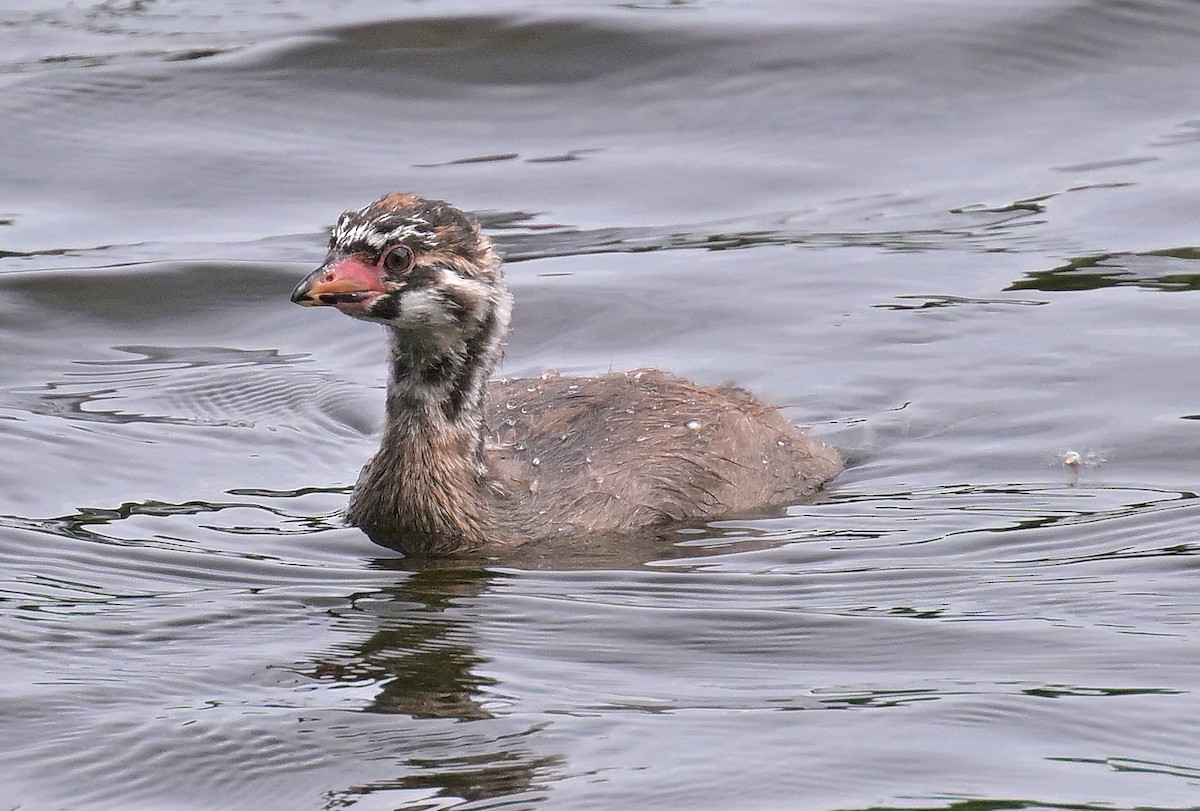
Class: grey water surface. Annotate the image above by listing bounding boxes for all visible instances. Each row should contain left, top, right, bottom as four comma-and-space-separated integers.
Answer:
2, 1, 1199, 809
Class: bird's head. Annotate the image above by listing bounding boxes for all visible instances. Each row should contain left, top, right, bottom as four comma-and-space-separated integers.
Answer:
291, 193, 508, 340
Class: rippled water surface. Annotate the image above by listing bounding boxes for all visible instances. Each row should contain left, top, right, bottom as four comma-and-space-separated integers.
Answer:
3, 1, 1200, 809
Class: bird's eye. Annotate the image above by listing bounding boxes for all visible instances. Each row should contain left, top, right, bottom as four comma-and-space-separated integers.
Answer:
381, 244, 414, 276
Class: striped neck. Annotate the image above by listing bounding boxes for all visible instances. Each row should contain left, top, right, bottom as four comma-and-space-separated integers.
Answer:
383, 283, 510, 452
346, 285, 513, 555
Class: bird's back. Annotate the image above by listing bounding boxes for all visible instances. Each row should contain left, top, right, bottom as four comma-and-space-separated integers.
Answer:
482, 369, 842, 541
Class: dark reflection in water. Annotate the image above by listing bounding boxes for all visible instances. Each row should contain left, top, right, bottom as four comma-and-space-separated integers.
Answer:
306, 569, 501, 721
3, 490, 349, 549
1010, 249, 1200, 293
324, 754, 554, 811
305, 569, 563, 807
489, 203, 1053, 263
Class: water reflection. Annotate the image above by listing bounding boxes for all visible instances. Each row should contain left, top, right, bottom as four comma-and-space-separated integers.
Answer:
323, 750, 555, 810
306, 569, 500, 720
1010, 248, 1200, 293
306, 567, 563, 808
488, 203, 1051, 264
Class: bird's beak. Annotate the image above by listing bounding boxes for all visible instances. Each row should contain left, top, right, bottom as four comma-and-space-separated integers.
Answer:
291, 253, 385, 308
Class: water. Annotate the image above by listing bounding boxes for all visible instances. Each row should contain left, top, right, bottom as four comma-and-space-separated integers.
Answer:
2, 1, 1199, 809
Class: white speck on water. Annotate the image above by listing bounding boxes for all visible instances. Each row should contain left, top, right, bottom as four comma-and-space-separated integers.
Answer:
1057, 449, 1106, 469
531, 456, 541, 467
1057, 449, 1106, 487
686, 419, 701, 430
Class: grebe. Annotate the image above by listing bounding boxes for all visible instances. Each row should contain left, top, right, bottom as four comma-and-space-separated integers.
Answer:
291, 194, 841, 556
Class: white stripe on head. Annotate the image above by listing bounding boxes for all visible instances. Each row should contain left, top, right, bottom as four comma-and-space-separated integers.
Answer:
332, 206, 439, 252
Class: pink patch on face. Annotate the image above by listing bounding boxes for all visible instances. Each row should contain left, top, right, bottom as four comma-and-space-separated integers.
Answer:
292, 255, 387, 314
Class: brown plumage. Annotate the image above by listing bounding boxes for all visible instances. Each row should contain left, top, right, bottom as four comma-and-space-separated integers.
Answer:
291, 194, 841, 556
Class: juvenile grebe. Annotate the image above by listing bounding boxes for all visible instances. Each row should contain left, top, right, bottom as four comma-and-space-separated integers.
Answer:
291, 194, 841, 556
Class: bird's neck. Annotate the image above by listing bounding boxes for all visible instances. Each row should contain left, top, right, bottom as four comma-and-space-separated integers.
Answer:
348, 295, 512, 555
